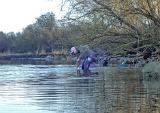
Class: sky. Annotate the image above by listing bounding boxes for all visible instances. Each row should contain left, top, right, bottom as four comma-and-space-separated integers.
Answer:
0, 0, 68, 33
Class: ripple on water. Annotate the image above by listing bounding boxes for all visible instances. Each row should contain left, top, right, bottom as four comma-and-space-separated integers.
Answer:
0, 65, 159, 113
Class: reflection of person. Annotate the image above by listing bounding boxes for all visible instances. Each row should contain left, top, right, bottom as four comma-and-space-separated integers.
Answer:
70, 45, 97, 76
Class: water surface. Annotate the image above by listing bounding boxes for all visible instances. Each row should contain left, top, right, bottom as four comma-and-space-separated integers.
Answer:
0, 65, 159, 113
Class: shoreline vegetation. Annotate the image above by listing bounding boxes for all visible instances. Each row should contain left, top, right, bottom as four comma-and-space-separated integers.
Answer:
0, 49, 159, 66
0, 52, 74, 65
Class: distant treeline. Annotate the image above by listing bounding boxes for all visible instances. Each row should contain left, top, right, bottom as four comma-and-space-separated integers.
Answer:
0, 12, 74, 54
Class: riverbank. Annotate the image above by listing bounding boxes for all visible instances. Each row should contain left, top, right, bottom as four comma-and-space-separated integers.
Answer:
0, 53, 73, 65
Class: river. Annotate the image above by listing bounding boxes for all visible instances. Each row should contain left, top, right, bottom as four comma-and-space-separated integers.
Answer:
0, 65, 159, 113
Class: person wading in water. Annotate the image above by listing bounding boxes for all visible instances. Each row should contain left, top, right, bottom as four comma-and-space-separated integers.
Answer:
70, 45, 98, 76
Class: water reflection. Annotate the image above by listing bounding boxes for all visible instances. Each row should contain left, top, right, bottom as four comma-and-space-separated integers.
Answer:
0, 65, 160, 113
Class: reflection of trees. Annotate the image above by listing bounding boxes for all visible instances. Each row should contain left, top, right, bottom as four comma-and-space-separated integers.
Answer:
95, 68, 145, 113
140, 81, 160, 113
20, 67, 160, 113
100, 68, 160, 113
